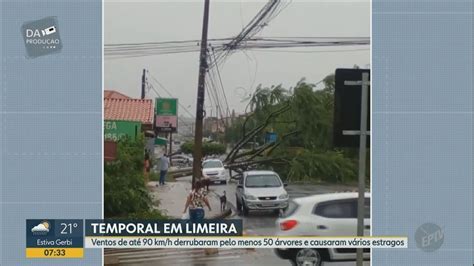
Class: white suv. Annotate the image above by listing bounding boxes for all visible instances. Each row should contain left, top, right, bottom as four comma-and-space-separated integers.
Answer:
274, 192, 370, 266
236, 170, 289, 216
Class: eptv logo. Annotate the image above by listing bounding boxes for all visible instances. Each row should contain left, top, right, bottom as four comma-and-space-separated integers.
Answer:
21, 16, 62, 58
415, 223, 444, 252
421, 227, 443, 248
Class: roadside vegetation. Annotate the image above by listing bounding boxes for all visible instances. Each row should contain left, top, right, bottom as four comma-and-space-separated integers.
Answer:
104, 136, 166, 219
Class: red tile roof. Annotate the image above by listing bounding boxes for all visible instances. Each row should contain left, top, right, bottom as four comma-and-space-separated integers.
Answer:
104, 98, 154, 125
104, 90, 131, 99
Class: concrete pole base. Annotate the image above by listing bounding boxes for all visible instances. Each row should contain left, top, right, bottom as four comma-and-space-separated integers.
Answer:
204, 248, 219, 255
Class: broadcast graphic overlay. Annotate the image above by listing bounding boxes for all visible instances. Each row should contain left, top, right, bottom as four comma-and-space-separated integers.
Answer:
1, 0, 102, 265
23, 219, 408, 254
21, 16, 62, 58
83, 220, 406, 249
373, 0, 474, 265
26, 220, 84, 258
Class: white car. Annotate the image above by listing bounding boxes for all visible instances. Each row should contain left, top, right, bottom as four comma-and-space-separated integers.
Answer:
235, 170, 289, 216
202, 159, 227, 184
171, 154, 193, 167
274, 192, 370, 266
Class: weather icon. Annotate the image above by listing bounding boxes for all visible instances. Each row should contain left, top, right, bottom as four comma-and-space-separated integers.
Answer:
31, 221, 50, 235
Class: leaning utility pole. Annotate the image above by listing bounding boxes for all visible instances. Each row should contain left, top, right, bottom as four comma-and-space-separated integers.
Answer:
141, 69, 146, 99
191, 0, 210, 188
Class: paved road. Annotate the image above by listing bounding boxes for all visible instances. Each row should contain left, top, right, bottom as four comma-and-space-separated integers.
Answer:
115, 176, 367, 266
109, 248, 368, 266
106, 248, 250, 266
208, 177, 357, 236
162, 176, 367, 266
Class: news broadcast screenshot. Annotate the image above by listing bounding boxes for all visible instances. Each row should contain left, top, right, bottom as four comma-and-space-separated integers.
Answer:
1, 0, 471, 265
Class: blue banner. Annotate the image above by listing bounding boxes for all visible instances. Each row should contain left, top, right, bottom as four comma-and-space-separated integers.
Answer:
85, 219, 243, 237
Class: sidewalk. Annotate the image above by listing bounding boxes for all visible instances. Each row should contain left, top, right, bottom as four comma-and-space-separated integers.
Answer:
147, 181, 223, 219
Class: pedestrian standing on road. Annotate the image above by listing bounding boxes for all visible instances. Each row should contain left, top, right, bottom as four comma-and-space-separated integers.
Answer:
144, 150, 151, 171
183, 180, 212, 221
158, 153, 170, 186
144, 149, 151, 185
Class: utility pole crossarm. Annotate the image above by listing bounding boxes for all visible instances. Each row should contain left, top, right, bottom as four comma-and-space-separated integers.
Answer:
344, 80, 370, 86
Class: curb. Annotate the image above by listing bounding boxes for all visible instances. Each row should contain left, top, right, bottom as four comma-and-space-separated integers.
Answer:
157, 185, 233, 219
167, 204, 232, 220
104, 209, 233, 264
104, 255, 119, 265
209, 190, 237, 218
203, 199, 232, 256
243, 230, 256, 251
209, 208, 232, 219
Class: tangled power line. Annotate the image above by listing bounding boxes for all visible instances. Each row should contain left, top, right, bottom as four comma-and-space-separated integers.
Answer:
105, 0, 370, 129
105, 37, 369, 60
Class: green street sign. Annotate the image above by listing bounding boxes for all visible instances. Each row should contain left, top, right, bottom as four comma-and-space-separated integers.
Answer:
156, 98, 178, 116
104, 120, 141, 141
155, 137, 167, 146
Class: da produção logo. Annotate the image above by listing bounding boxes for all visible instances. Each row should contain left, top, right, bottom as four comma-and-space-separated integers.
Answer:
21, 16, 62, 58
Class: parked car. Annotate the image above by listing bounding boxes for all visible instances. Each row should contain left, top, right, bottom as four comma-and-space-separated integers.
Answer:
274, 192, 371, 266
171, 154, 193, 167
202, 159, 227, 184
235, 170, 288, 216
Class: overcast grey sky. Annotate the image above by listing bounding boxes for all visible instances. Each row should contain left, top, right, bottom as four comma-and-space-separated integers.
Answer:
105, 0, 369, 116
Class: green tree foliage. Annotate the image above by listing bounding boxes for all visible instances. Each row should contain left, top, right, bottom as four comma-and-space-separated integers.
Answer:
224, 117, 245, 144
287, 149, 356, 183
180, 141, 226, 156
232, 75, 359, 183
104, 136, 165, 219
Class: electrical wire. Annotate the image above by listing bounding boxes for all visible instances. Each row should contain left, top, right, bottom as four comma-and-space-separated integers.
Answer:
105, 37, 370, 60
147, 82, 192, 129
147, 71, 196, 119
210, 49, 231, 118
249, 47, 370, 53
